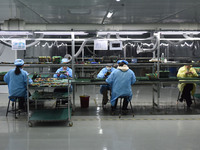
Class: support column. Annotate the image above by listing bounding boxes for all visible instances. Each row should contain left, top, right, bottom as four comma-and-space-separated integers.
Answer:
71, 33, 75, 79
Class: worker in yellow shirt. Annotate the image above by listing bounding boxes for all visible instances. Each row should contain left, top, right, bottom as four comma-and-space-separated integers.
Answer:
177, 61, 198, 108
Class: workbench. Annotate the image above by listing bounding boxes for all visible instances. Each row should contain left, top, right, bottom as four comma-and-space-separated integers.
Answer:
71, 77, 200, 109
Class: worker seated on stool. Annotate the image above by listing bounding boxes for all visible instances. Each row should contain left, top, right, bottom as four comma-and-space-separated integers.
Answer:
53, 58, 72, 93
97, 64, 116, 107
177, 60, 198, 108
106, 60, 136, 112
4, 59, 33, 111
53, 58, 72, 79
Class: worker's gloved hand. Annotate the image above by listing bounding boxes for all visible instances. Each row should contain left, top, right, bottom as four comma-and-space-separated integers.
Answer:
104, 73, 108, 77
64, 72, 69, 76
32, 73, 38, 80
104, 72, 111, 77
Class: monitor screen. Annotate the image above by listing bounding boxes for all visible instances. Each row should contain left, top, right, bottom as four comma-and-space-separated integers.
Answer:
110, 41, 122, 50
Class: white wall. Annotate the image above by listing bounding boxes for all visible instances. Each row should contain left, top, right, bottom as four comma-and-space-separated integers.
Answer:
0, 44, 16, 93
0, 44, 16, 62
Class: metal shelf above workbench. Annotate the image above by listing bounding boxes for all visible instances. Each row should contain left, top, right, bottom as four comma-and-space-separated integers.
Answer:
1, 62, 200, 67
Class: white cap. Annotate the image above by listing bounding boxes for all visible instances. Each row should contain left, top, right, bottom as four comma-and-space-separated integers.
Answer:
117, 60, 128, 65
61, 58, 69, 64
14, 59, 24, 66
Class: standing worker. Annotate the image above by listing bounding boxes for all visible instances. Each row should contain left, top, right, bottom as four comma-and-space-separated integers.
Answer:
4, 59, 33, 111
177, 61, 198, 108
97, 64, 116, 107
106, 60, 136, 113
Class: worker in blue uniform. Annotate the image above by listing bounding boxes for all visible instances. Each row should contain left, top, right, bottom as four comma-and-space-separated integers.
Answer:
106, 60, 136, 112
53, 58, 72, 97
4, 59, 33, 110
53, 58, 72, 78
97, 65, 116, 107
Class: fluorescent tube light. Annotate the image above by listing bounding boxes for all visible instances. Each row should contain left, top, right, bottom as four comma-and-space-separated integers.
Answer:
0, 31, 33, 35
160, 31, 200, 35
97, 31, 148, 35
34, 31, 88, 35
116, 0, 121, 1
107, 12, 113, 18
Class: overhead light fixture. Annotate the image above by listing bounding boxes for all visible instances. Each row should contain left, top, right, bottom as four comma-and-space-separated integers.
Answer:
0, 31, 33, 35
116, 0, 121, 1
106, 11, 113, 18
68, 9, 91, 15
97, 31, 148, 36
160, 31, 200, 35
34, 31, 88, 35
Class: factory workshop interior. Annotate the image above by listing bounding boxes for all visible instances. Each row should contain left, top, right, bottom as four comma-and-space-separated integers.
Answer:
0, 0, 200, 150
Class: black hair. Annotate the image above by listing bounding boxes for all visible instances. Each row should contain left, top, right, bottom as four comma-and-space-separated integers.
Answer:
15, 66, 22, 75
118, 62, 125, 67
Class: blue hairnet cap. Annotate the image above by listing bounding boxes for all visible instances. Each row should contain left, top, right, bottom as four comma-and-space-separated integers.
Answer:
117, 60, 128, 65
61, 58, 69, 64
14, 59, 24, 66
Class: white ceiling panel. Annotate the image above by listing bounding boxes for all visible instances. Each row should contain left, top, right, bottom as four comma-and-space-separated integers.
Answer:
0, 0, 200, 25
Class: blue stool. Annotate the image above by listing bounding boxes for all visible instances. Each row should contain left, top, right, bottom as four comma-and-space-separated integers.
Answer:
6, 96, 25, 119
118, 96, 134, 118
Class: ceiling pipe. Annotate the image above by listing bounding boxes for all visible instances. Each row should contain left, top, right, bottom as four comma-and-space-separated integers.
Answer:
136, 36, 158, 54
160, 33, 195, 45
0, 33, 44, 48
1, 19, 200, 31
2, 23, 200, 31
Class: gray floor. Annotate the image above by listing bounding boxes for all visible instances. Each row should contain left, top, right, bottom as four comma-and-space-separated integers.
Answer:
1, 85, 200, 150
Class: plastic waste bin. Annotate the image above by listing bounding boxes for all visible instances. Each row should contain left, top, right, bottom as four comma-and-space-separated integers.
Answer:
80, 95, 90, 108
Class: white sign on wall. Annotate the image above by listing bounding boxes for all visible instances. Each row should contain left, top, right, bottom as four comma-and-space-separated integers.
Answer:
94, 40, 108, 50
12, 39, 26, 50
109, 41, 123, 50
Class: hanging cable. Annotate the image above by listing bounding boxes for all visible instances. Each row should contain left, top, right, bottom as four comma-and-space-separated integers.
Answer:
136, 36, 158, 54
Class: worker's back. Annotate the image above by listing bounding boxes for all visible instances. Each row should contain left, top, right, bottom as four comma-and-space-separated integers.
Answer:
4, 69, 28, 98
106, 64, 136, 106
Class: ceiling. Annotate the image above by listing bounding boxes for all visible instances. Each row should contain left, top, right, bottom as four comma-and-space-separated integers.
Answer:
0, 0, 200, 26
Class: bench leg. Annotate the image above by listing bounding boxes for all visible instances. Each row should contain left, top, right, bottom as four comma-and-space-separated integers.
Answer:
119, 98, 122, 118
129, 101, 134, 117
